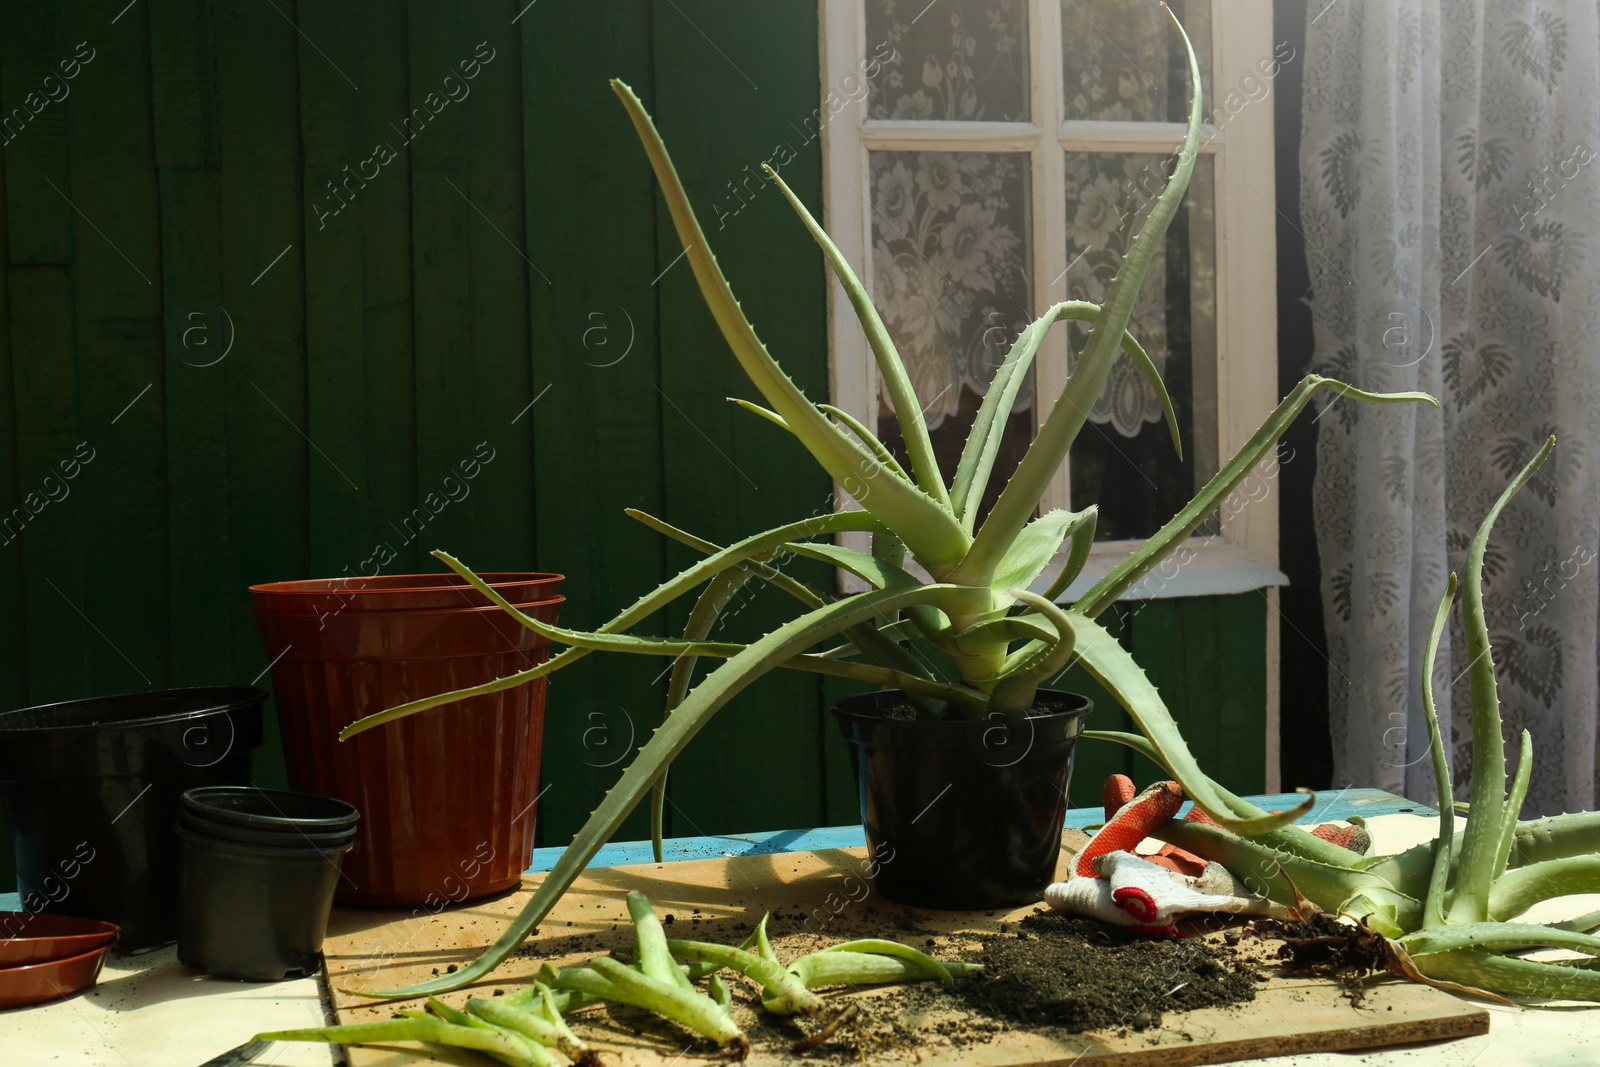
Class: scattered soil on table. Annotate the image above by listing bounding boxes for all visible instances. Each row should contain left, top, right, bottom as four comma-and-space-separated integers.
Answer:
911, 911, 1261, 1036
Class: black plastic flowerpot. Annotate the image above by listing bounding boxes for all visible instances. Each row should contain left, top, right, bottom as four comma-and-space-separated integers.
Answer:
0, 687, 264, 951
178, 786, 359, 849
176, 826, 350, 981
833, 689, 1090, 910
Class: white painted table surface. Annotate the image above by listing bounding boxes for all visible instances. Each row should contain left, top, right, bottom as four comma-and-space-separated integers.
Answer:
0, 943, 333, 1067
2, 813, 1595, 1066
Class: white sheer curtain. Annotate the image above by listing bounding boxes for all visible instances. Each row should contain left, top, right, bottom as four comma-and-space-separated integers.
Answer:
1300, 0, 1600, 814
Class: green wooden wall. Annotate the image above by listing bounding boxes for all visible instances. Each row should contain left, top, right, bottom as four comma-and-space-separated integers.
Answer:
0, 1, 1268, 892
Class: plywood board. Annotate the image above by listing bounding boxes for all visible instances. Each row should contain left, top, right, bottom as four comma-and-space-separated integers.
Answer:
320, 838, 1487, 1067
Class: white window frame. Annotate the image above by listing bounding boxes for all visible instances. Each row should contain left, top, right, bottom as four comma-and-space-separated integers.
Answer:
818, 0, 1284, 603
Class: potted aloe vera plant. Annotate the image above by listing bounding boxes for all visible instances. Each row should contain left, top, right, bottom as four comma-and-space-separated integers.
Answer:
343, 9, 1431, 997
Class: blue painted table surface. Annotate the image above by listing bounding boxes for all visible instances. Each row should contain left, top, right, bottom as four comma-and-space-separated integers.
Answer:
527, 786, 1425, 873
0, 788, 1426, 911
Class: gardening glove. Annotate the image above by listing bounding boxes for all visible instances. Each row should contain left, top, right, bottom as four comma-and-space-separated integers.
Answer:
1043, 776, 1287, 937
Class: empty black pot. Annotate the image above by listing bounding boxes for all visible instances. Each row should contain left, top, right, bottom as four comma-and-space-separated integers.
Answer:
176, 826, 351, 981
0, 687, 264, 950
833, 689, 1090, 909
179, 786, 359, 848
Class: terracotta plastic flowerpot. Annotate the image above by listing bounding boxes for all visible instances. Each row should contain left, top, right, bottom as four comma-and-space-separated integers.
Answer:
0, 687, 264, 950
249, 589, 562, 906
833, 689, 1091, 910
249, 571, 562, 615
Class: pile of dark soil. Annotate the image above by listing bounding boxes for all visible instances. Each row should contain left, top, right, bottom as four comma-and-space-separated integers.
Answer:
915, 911, 1261, 1034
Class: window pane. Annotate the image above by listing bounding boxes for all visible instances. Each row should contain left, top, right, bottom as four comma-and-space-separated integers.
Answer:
868, 151, 1033, 520
1061, 0, 1212, 122
867, 1, 1031, 122
1064, 153, 1217, 540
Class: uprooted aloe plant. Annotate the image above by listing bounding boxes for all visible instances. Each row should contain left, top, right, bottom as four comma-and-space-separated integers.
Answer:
537, 891, 977, 1056
342, 7, 1433, 998
1093, 438, 1600, 1002
257, 988, 595, 1067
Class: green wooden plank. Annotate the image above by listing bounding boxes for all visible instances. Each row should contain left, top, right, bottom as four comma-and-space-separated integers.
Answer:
298, 0, 372, 578
5, 266, 88, 704
158, 167, 232, 686
522, 0, 663, 846
1129, 593, 1268, 796
214, 0, 309, 790
150, 0, 229, 687
0, 5, 72, 264
2, 3, 84, 710
405, 0, 477, 567
65, 0, 168, 695
460, 10, 532, 575
0, 94, 20, 892
352, 1, 419, 578
652, 0, 831, 837
149, 0, 220, 169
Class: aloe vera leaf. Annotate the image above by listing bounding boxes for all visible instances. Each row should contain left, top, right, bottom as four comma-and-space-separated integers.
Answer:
341, 511, 882, 738
665, 938, 824, 1016
962, 8, 1201, 578
990, 509, 1098, 598
729, 396, 916, 488
790, 953, 971, 989
588, 956, 745, 1048
788, 654, 989, 708
1489, 856, 1600, 920
728, 396, 790, 431
1074, 377, 1438, 620
820, 403, 913, 482
1082, 727, 1386, 868
1065, 611, 1308, 834
1151, 818, 1420, 922
467, 998, 589, 1063
256, 1018, 543, 1067
1412, 949, 1600, 1001
1449, 436, 1555, 924
1421, 573, 1459, 927
1401, 922, 1600, 959
626, 507, 929, 679
951, 302, 1176, 534
950, 614, 1057, 658
988, 592, 1079, 714
815, 940, 953, 981
1510, 811, 1600, 866
363, 584, 980, 997
625, 892, 696, 996
612, 81, 969, 567
1495, 728, 1535, 877
762, 164, 948, 508
655, 568, 755, 860
1041, 505, 1099, 601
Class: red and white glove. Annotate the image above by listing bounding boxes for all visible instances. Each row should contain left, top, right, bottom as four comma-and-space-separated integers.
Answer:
1043, 775, 1367, 937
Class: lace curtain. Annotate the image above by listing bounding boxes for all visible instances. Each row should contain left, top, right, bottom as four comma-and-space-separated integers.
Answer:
864, 0, 1200, 436
1301, 1, 1600, 814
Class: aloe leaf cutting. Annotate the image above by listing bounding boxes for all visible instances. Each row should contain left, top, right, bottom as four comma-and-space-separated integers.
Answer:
344, 7, 1438, 998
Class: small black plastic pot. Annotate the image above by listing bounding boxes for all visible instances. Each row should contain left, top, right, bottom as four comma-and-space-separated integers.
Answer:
179, 786, 359, 848
176, 826, 350, 981
0, 687, 264, 951
176, 808, 356, 850
833, 689, 1090, 910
